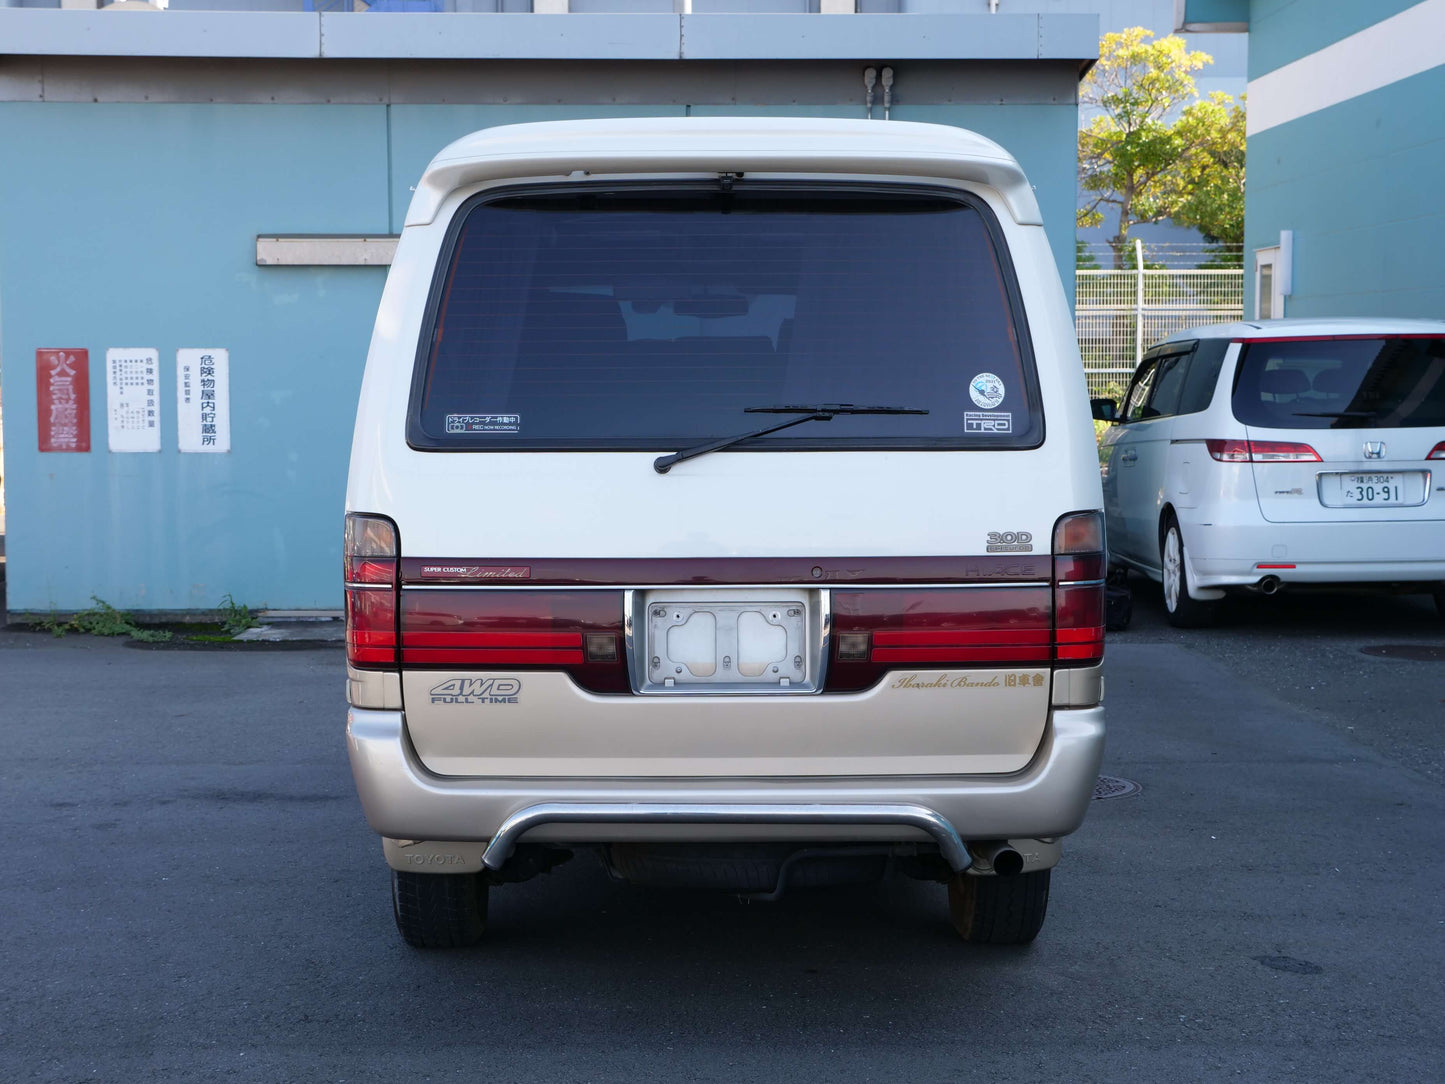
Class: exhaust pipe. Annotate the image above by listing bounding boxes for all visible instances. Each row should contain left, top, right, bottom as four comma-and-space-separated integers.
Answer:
968, 841, 1024, 878
1258, 575, 1282, 596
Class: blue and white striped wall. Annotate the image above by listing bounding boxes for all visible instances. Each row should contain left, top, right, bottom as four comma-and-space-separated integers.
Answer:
1183, 0, 1445, 319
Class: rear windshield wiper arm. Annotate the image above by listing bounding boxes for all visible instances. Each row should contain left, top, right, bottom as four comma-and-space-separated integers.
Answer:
653, 404, 928, 474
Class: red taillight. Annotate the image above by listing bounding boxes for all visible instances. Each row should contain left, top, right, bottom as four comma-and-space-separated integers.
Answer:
1427, 442, 1445, 460
344, 513, 399, 669
1053, 511, 1105, 667
399, 590, 629, 694
1206, 439, 1321, 463
826, 588, 1053, 691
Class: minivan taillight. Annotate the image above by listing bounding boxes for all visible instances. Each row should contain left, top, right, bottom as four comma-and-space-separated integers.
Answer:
1427, 442, 1445, 460
1053, 511, 1105, 667
1206, 439, 1321, 463
344, 513, 398, 669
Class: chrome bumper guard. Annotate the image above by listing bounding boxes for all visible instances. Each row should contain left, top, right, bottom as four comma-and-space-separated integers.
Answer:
480, 801, 972, 872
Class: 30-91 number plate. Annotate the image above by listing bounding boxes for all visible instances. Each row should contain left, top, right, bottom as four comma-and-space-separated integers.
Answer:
1318, 471, 1427, 508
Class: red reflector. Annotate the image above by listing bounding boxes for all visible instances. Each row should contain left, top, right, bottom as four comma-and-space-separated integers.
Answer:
1054, 579, 1105, 667
872, 628, 1051, 647
1055, 625, 1105, 644
401, 631, 581, 649
1256, 563, 1296, 570
403, 648, 584, 666
872, 645, 1050, 663
345, 587, 397, 668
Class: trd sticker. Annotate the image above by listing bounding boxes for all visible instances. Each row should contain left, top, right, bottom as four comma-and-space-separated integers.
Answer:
429, 678, 521, 705
445, 414, 520, 434
964, 411, 1012, 433
986, 531, 1033, 553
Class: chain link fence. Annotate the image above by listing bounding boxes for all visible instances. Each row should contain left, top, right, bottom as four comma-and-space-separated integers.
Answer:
1075, 268, 1244, 397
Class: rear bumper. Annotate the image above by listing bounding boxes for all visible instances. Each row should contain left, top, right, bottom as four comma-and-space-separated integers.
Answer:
1183, 517, 1445, 589
345, 705, 1106, 849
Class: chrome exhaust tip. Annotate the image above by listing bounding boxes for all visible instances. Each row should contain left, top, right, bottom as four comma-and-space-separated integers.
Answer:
968, 841, 1024, 878
1258, 575, 1282, 596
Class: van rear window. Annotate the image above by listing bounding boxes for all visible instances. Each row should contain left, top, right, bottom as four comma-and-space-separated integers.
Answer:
1232, 337, 1445, 429
409, 186, 1041, 450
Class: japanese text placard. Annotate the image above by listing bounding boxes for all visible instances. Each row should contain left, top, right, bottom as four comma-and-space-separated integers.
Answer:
177, 348, 230, 453
106, 348, 161, 453
36, 349, 91, 453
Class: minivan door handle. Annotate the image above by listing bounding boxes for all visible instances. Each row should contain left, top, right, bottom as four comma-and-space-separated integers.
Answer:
1120, 449, 1138, 465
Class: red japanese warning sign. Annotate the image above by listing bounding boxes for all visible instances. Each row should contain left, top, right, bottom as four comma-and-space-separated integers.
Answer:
36, 348, 91, 452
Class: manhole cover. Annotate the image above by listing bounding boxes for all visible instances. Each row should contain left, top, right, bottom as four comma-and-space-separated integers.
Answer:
1360, 644, 1445, 662
1092, 775, 1142, 800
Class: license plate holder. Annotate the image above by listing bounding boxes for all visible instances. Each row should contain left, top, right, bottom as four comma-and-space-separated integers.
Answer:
636, 589, 822, 694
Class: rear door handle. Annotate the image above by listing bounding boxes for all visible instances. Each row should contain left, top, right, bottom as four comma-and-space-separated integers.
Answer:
1120, 449, 1138, 465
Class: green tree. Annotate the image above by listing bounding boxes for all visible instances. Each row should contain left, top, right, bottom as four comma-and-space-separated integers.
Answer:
1170, 91, 1247, 246
1077, 28, 1246, 268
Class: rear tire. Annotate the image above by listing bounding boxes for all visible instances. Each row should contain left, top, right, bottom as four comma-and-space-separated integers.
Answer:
391, 869, 489, 949
1161, 518, 1217, 628
948, 869, 1050, 945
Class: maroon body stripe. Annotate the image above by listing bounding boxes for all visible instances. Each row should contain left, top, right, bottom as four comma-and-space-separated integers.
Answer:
400, 555, 1050, 587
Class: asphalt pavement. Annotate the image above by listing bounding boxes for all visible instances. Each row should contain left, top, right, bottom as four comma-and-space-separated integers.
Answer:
2, 602, 1442, 1082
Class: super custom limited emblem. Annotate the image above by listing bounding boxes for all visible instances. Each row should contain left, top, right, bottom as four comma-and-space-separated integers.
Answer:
429, 678, 521, 705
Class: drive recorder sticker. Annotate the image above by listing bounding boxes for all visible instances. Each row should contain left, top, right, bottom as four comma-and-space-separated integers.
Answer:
446, 414, 520, 434
965, 412, 1012, 433
969, 373, 1006, 409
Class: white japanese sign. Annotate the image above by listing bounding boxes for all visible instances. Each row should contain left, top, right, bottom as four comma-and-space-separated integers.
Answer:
105, 348, 161, 453
177, 349, 231, 453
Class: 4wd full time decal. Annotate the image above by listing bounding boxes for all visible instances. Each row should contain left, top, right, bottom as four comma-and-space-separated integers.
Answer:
429, 678, 521, 705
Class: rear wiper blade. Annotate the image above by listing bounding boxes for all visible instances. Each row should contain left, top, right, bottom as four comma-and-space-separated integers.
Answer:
653, 403, 928, 474
1292, 410, 1380, 426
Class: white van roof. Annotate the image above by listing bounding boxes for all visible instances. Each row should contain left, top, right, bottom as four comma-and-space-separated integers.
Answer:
404, 116, 1042, 228
1163, 317, 1445, 344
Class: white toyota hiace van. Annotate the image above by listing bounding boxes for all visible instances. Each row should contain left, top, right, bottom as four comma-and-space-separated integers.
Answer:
344, 118, 1105, 948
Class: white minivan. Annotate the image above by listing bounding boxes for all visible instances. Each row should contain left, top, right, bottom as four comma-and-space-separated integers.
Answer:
1097, 319, 1445, 626
344, 118, 1106, 948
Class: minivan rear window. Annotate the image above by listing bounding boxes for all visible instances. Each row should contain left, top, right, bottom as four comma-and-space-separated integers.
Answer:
1232, 337, 1445, 429
409, 186, 1041, 450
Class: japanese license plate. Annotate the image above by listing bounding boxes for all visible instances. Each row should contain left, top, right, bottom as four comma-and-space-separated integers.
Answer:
1318, 472, 1426, 508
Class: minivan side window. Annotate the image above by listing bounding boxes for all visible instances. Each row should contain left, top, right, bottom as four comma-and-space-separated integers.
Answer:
1144, 351, 1191, 418
407, 185, 1044, 451
1122, 360, 1158, 423
1177, 339, 1230, 415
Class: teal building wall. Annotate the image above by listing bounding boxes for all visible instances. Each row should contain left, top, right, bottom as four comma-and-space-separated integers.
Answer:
0, 14, 1094, 613
1183, 0, 1445, 322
